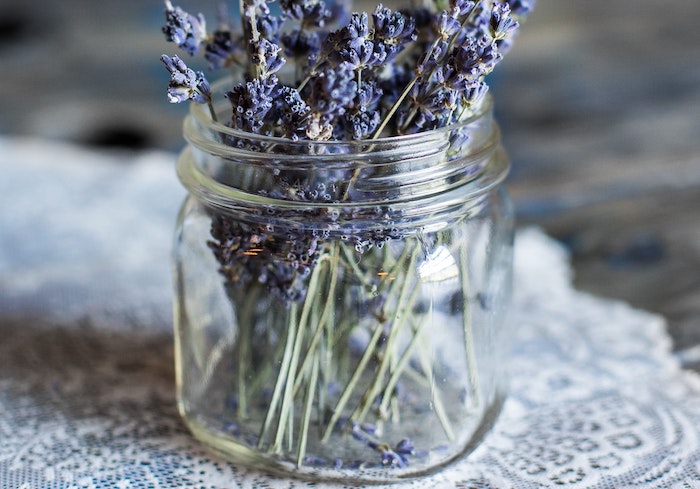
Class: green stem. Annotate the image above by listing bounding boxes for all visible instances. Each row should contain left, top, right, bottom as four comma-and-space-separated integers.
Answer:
322, 322, 386, 443
377, 315, 426, 418
292, 246, 339, 397
351, 251, 419, 424
236, 286, 260, 419
296, 349, 320, 466
459, 239, 480, 409
270, 261, 323, 454
416, 333, 455, 441
339, 242, 375, 288
206, 98, 218, 123
257, 303, 299, 450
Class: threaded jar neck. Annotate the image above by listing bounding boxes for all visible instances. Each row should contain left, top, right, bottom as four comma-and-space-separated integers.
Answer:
177, 81, 508, 232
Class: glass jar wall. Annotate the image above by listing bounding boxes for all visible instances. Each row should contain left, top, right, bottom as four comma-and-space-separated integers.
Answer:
172, 94, 514, 483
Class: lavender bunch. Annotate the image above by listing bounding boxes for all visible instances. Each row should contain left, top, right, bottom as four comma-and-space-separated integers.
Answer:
161, 0, 533, 471
161, 0, 533, 138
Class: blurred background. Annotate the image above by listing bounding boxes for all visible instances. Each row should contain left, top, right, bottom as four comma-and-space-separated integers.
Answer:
1, 0, 699, 367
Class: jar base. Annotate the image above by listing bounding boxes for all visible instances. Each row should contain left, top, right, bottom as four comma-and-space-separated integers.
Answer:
179, 392, 505, 484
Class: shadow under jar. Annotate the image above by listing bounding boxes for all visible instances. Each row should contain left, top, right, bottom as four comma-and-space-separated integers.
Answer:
172, 89, 514, 483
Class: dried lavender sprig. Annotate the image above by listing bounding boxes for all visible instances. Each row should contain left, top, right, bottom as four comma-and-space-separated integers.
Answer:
163, 0, 207, 55
280, 0, 331, 28
415, 330, 456, 441
370, 0, 485, 138
257, 302, 299, 450
350, 250, 420, 424
270, 258, 324, 454
394, 1, 492, 134
240, 0, 268, 78
160, 54, 217, 121
321, 320, 386, 444
296, 347, 320, 466
291, 243, 340, 398
506, 0, 536, 17
320, 241, 416, 443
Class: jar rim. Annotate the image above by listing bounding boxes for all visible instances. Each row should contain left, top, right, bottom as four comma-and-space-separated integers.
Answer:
178, 76, 508, 225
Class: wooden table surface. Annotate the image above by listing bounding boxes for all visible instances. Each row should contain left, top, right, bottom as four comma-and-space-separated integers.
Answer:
1, 0, 699, 368
494, 0, 700, 370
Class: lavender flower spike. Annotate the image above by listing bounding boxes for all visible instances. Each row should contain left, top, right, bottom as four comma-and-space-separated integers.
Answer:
490, 2, 519, 41
507, 0, 537, 17
162, 0, 207, 56
161, 54, 212, 105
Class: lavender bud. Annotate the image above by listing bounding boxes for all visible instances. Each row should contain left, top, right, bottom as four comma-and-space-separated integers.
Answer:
248, 38, 286, 77
161, 54, 211, 104
435, 11, 462, 39
490, 2, 519, 40
372, 6, 414, 42
162, 0, 207, 56
507, 0, 537, 17
204, 29, 242, 70
225, 75, 280, 133
449, 0, 477, 17
280, 0, 331, 27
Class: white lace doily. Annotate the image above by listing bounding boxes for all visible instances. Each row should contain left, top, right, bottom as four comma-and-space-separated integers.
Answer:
2, 137, 700, 488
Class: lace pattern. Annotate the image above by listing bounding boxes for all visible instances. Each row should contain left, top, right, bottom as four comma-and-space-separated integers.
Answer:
1, 137, 699, 488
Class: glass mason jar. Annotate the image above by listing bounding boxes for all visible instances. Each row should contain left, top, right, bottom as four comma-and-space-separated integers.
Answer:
172, 88, 514, 483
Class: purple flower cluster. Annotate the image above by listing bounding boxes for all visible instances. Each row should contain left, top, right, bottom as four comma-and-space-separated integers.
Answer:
388, 0, 528, 133
208, 213, 325, 304
162, 0, 206, 56
160, 0, 533, 136
161, 54, 211, 104
206, 175, 405, 301
160, 0, 534, 302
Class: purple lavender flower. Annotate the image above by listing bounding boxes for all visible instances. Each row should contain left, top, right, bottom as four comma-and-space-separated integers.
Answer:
397, 83, 437, 133
248, 38, 286, 77
243, 0, 272, 17
162, 0, 207, 56
490, 2, 519, 41
435, 10, 462, 40
307, 62, 357, 134
257, 12, 286, 43
462, 79, 489, 108
379, 444, 407, 467
331, 12, 385, 71
271, 86, 311, 141
507, 0, 537, 17
450, 37, 501, 81
281, 29, 322, 61
395, 438, 415, 456
160, 0, 533, 139
240, 0, 274, 62
449, 0, 477, 18
160, 54, 211, 104
415, 37, 449, 75
226, 75, 280, 133
204, 29, 243, 70
341, 38, 384, 72
340, 12, 371, 50
343, 81, 382, 140
280, 0, 331, 27
372, 6, 416, 62
348, 422, 414, 468
208, 214, 325, 304
399, 5, 433, 31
